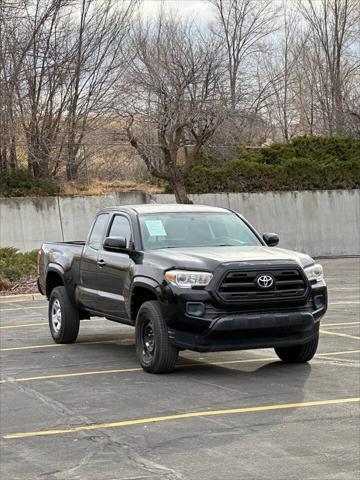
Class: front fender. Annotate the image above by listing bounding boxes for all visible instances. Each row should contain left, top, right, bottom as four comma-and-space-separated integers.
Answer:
128, 276, 162, 320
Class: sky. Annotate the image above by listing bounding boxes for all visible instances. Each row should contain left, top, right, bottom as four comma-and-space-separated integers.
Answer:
141, 0, 215, 23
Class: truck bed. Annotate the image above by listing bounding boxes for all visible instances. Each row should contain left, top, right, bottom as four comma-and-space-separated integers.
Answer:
39, 242, 86, 295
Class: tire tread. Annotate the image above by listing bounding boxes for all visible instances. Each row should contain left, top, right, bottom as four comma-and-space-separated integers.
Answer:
136, 300, 178, 373
49, 286, 80, 344
275, 334, 319, 363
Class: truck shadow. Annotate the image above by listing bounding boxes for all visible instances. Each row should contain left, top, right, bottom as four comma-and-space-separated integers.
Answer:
75, 334, 312, 392
176, 355, 312, 385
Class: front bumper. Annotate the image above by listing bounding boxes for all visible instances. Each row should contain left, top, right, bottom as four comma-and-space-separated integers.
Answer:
168, 310, 321, 352
162, 282, 327, 352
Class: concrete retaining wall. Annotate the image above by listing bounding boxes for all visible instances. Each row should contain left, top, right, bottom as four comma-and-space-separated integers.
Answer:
0, 192, 148, 252
1, 190, 359, 256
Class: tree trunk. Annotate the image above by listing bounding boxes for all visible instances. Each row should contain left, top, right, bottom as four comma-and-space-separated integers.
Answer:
169, 173, 192, 204
0, 146, 8, 171
9, 135, 17, 170
66, 157, 79, 181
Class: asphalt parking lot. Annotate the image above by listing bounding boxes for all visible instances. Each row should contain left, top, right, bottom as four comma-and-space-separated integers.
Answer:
0, 258, 359, 480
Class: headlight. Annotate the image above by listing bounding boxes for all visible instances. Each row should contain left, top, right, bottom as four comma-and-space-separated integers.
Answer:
304, 263, 324, 283
165, 270, 213, 288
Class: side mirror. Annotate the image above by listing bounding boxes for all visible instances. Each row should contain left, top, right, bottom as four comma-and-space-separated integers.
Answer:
263, 233, 279, 247
103, 236, 129, 252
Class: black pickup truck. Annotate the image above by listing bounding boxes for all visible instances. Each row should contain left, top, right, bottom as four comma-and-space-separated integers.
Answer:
37, 204, 327, 373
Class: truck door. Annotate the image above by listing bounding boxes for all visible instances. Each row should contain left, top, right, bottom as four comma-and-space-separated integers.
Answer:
96, 214, 132, 319
78, 213, 109, 311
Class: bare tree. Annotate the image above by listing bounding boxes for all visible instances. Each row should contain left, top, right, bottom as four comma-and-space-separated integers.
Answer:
14, 0, 70, 177
122, 16, 226, 203
1, 0, 137, 178
263, 1, 301, 142
299, 0, 360, 135
65, 0, 136, 180
210, 0, 277, 111
0, 0, 63, 172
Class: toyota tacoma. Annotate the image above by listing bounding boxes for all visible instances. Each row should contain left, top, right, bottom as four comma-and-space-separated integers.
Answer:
37, 204, 327, 373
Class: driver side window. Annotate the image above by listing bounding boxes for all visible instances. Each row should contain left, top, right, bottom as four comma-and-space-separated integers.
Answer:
88, 213, 109, 250
109, 215, 132, 241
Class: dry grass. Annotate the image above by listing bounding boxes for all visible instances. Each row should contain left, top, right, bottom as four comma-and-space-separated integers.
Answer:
60, 179, 165, 196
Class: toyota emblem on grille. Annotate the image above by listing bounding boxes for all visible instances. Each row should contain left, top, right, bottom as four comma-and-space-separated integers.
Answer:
257, 274, 274, 288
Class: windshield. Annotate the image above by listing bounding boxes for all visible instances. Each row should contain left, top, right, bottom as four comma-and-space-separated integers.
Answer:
139, 212, 262, 250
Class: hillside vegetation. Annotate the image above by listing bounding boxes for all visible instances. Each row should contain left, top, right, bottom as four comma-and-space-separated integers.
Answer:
0, 136, 359, 197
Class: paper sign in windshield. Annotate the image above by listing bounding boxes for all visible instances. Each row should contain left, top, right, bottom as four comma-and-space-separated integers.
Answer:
145, 220, 167, 236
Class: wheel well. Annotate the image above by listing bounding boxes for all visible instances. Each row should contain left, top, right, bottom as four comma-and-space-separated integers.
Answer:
131, 286, 158, 322
46, 271, 64, 298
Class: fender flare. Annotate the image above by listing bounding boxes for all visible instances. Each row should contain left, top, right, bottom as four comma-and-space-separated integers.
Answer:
128, 276, 162, 320
46, 263, 65, 280
45, 263, 72, 299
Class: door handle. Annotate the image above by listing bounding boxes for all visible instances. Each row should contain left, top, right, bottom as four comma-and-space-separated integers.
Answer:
97, 259, 106, 267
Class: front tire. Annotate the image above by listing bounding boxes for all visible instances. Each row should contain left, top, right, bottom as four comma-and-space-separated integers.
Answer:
275, 334, 319, 363
49, 286, 80, 343
135, 301, 178, 373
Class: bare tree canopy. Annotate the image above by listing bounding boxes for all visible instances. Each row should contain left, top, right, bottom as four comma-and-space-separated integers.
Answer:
0, 0, 359, 201
120, 14, 226, 203
210, 0, 278, 111
0, 0, 137, 177
298, 0, 360, 135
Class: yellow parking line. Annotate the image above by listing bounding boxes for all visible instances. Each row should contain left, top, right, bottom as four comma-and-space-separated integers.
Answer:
331, 287, 360, 291
0, 357, 275, 384
322, 322, 360, 327
320, 329, 360, 340
0, 339, 117, 352
322, 325, 360, 330
0, 319, 104, 329
329, 301, 360, 305
3, 397, 359, 439
0, 322, 47, 329
0, 367, 143, 384
317, 350, 360, 356
0, 305, 47, 312
1, 350, 359, 385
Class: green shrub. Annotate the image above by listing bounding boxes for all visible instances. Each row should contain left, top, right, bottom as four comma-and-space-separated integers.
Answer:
184, 136, 360, 193
259, 136, 360, 165
0, 169, 59, 197
0, 248, 37, 287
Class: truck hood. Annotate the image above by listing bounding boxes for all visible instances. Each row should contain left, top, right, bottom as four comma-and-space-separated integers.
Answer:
145, 246, 314, 271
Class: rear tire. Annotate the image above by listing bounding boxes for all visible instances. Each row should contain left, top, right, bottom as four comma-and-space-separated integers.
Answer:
49, 286, 80, 344
135, 301, 178, 373
275, 334, 319, 363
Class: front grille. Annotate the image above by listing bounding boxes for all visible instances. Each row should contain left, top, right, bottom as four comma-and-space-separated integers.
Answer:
217, 266, 308, 306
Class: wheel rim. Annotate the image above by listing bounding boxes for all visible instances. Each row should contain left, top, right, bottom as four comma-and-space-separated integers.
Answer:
51, 299, 62, 333
142, 320, 155, 358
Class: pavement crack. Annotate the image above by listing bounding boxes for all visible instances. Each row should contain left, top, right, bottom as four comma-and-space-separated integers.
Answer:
97, 432, 186, 480
8, 381, 95, 430
53, 446, 103, 480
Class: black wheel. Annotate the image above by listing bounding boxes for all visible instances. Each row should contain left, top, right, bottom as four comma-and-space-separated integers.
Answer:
135, 301, 178, 373
49, 286, 80, 344
275, 334, 319, 363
